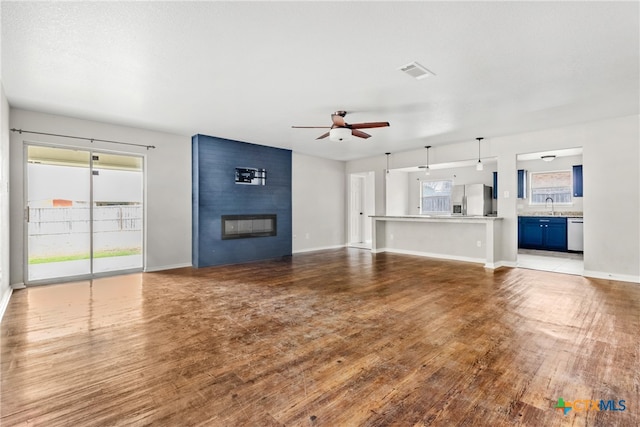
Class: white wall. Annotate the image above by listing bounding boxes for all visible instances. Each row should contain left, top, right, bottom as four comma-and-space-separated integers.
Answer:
382, 221, 486, 262
0, 83, 12, 318
385, 170, 409, 216
346, 115, 640, 282
292, 152, 345, 252
9, 109, 192, 286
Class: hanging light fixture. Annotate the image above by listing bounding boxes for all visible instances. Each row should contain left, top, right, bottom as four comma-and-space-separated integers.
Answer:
476, 137, 484, 171
423, 145, 431, 175
385, 152, 391, 174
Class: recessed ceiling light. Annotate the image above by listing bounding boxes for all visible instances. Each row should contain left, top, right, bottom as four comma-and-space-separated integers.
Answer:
398, 61, 435, 80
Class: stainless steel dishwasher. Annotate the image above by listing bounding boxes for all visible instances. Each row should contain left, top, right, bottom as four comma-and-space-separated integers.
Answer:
567, 217, 584, 252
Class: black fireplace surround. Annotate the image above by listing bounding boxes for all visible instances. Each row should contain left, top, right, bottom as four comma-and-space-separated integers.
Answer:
221, 214, 277, 240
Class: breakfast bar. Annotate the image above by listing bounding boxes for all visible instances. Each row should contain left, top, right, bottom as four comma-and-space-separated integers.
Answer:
371, 215, 504, 268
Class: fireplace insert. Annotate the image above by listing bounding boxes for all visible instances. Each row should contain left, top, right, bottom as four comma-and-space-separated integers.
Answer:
221, 214, 276, 239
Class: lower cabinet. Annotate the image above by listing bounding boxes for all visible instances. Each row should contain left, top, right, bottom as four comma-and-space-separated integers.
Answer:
518, 216, 567, 251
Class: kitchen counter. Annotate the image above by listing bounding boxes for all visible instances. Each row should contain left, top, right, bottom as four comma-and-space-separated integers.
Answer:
518, 211, 583, 217
373, 215, 502, 222
370, 215, 504, 268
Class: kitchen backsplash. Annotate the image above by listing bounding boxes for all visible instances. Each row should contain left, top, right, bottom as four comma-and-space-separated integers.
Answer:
518, 211, 583, 217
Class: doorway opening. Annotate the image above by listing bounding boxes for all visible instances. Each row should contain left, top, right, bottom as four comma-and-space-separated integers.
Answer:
26, 145, 144, 284
349, 171, 375, 249
515, 148, 584, 275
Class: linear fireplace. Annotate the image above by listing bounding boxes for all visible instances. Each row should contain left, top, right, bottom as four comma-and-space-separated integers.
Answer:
221, 214, 277, 240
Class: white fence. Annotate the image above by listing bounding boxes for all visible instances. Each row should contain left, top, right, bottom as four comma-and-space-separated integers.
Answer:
28, 206, 142, 236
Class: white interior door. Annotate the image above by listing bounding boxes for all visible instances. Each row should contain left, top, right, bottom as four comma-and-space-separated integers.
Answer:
350, 174, 365, 244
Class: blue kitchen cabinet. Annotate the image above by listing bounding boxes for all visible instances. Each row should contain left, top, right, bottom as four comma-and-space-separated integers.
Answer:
519, 217, 544, 247
544, 220, 568, 251
518, 216, 567, 251
573, 165, 583, 197
517, 169, 526, 199
492, 171, 498, 199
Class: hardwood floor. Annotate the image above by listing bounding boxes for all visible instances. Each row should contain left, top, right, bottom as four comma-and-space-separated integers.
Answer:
2, 248, 638, 426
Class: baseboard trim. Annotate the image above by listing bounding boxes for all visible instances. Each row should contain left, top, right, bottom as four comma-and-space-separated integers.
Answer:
495, 261, 518, 269
374, 248, 486, 266
583, 270, 640, 284
144, 263, 193, 273
484, 261, 513, 270
293, 244, 346, 254
0, 286, 13, 322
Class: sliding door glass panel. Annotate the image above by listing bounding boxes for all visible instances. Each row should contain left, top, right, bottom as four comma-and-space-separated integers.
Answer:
91, 153, 143, 274
27, 146, 91, 281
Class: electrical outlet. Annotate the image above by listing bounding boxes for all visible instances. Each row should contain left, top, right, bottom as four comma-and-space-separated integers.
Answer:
477, 240, 482, 247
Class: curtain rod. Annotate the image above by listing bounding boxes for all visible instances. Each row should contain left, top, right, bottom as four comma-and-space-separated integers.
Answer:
10, 128, 156, 150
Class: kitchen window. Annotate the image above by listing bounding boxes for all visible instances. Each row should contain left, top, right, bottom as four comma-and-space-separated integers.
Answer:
530, 170, 572, 205
420, 180, 453, 214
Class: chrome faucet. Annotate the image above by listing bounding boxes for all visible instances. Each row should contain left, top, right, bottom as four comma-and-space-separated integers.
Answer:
545, 196, 554, 215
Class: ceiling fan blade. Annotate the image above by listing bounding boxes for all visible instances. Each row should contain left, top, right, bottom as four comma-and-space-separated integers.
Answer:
349, 121, 390, 130
331, 114, 346, 127
316, 132, 330, 140
351, 129, 371, 139
291, 126, 331, 129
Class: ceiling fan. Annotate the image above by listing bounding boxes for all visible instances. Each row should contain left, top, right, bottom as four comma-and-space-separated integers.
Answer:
292, 111, 390, 141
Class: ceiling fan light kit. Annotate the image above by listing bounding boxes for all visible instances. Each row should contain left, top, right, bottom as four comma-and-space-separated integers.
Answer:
329, 127, 352, 142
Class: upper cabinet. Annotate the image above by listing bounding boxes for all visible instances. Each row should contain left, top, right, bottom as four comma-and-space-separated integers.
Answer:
573, 165, 583, 197
492, 171, 498, 199
517, 169, 527, 199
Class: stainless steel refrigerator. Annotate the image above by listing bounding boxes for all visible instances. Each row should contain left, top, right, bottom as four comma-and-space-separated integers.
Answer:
451, 184, 493, 216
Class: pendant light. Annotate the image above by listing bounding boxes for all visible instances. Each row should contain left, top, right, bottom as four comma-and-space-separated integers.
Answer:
385, 152, 391, 174
424, 145, 431, 175
476, 137, 484, 171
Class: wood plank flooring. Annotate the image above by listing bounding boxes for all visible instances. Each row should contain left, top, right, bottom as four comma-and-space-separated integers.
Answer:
2, 248, 639, 426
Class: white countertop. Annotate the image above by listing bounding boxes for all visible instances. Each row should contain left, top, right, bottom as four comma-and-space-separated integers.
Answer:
371, 215, 503, 222
518, 211, 583, 217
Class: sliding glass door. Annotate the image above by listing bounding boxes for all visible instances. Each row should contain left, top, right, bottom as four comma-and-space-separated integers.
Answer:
91, 153, 143, 274
26, 145, 143, 283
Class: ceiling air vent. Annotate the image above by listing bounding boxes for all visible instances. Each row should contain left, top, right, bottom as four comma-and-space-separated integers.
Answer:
398, 62, 434, 80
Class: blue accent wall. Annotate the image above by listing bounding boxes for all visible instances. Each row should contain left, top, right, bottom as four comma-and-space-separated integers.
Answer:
192, 134, 292, 267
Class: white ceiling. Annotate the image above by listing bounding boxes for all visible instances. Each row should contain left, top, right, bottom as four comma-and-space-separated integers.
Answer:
2, 1, 638, 161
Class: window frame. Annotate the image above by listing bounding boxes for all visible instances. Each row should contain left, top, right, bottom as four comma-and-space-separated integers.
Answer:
528, 169, 573, 206
419, 179, 454, 214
